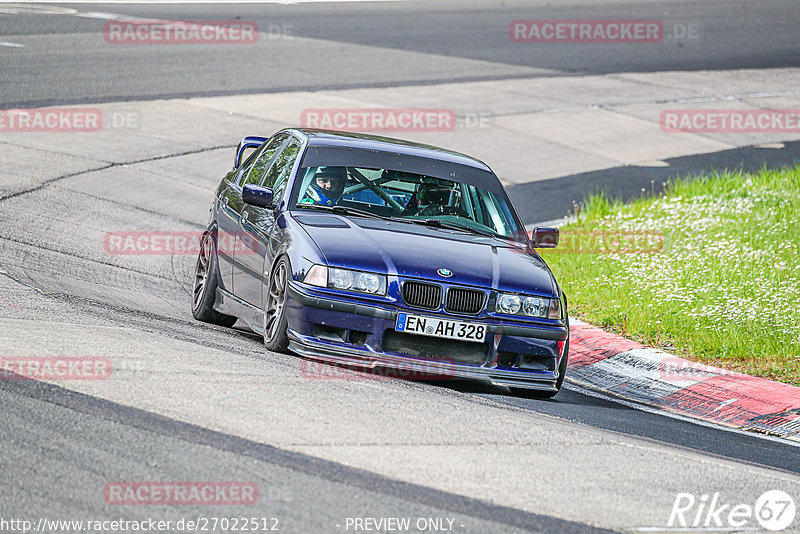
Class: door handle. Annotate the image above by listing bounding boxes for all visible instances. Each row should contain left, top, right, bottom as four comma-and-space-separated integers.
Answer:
241, 211, 249, 222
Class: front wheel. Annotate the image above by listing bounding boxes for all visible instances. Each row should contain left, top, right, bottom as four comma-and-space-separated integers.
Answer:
263, 257, 290, 353
192, 232, 238, 327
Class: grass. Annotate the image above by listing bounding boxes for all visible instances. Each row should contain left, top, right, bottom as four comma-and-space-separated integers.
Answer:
541, 166, 800, 385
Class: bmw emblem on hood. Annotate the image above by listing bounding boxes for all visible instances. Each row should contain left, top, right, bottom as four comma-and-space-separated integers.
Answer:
437, 268, 453, 278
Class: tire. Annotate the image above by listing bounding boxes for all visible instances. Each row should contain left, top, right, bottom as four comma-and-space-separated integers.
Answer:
192, 232, 238, 327
510, 325, 569, 400
263, 256, 290, 353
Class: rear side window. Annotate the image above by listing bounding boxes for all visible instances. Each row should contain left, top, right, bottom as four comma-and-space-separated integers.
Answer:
240, 134, 287, 187
264, 138, 301, 202
232, 145, 263, 184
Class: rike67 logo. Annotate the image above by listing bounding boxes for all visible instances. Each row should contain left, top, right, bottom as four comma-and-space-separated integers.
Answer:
668, 490, 796, 531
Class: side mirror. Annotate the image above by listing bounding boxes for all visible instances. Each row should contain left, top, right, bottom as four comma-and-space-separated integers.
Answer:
233, 135, 268, 170
530, 227, 559, 248
242, 184, 274, 208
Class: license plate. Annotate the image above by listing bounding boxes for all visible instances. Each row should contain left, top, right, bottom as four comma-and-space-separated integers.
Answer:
395, 312, 486, 343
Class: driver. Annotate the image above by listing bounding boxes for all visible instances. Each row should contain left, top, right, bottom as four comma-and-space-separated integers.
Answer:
302, 167, 347, 206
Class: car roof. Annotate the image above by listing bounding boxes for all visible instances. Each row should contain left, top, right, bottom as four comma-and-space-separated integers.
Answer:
289, 129, 493, 173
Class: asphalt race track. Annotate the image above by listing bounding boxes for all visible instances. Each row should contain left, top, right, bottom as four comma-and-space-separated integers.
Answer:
2, 0, 800, 106
2, 1, 800, 533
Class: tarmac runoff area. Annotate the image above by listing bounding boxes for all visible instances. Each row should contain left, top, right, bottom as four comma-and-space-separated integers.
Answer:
2, 66, 800, 531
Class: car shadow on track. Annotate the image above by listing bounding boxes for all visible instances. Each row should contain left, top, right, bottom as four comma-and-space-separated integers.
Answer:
430, 378, 632, 409
227, 323, 607, 405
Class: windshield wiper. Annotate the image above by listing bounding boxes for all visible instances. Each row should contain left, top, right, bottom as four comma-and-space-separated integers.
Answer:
416, 218, 521, 242
410, 218, 499, 238
298, 204, 390, 221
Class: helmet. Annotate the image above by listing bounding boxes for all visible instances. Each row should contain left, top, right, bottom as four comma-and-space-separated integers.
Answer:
417, 178, 460, 207
310, 166, 347, 205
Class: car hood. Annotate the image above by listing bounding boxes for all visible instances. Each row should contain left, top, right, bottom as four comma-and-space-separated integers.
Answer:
293, 213, 557, 297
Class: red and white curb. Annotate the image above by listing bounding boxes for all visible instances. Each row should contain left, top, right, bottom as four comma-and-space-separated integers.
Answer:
566, 318, 800, 441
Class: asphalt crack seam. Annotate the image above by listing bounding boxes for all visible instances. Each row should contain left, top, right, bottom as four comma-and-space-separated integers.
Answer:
0, 234, 190, 289
0, 138, 110, 164
0, 143, 234, 202
49, 181, 205, 228
0, 268, 273, 363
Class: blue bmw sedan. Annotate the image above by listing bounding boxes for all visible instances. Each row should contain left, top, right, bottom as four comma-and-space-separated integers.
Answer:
192, 129, 569, 397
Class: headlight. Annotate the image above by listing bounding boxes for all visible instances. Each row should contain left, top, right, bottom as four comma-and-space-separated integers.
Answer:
303, 265, 386, 295
523, 296, 549, 317
497, 294, 521, 314
330, 268, 354, 290
497, 292, 561, 319
356, 272, 381, 293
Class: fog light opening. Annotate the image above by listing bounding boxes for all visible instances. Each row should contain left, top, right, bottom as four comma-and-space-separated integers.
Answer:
312, 324, 347, 342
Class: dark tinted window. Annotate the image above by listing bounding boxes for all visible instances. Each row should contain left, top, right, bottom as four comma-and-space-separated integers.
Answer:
234, 144, 264, 185
264, 138, 301, 200
241, 134, 287, 187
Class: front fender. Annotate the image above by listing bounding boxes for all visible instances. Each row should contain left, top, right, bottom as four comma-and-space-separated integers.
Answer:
265, 211, 327, 295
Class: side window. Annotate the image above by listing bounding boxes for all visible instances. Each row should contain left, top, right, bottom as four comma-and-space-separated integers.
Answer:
264, 138, 301, 201
233, 146, 262, 185
241, 134, 287, 187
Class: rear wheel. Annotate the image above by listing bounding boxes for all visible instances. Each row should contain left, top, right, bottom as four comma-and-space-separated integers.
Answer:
192, 232, 238, 327
263, 257, 290, 353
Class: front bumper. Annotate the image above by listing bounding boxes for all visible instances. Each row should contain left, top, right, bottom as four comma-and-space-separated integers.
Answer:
286, 281, 568, 391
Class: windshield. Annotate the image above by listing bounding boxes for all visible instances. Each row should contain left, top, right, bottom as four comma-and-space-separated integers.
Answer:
291, 166, 527, 243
